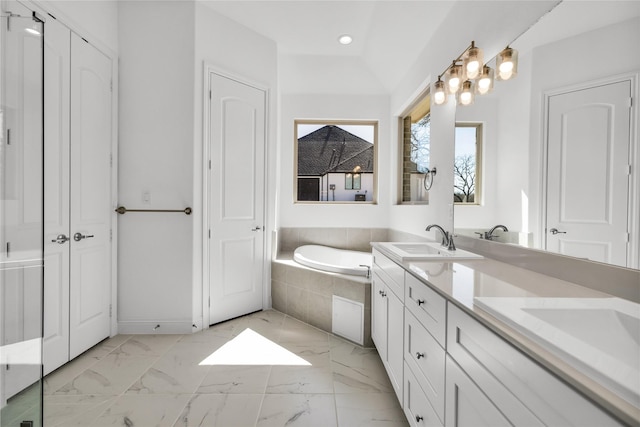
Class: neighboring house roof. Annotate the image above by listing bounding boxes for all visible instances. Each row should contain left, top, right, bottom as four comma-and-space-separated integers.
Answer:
298, 125, 374, 176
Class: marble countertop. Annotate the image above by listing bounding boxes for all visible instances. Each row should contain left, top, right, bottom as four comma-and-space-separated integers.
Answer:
371, 242, 640, 426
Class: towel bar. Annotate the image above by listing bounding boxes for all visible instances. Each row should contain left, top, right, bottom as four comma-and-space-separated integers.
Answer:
115, 206, 192, 215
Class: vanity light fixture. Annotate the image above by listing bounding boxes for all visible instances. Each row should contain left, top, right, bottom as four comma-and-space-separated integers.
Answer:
463, 41, 483, 80
476, 65, 494, 95
338, 34, 353, 45
496, 46, 518, 80
433, 77, 447, 105
431, 40, 518, 106
457, 80, 475, 106
445, 61, 463, 94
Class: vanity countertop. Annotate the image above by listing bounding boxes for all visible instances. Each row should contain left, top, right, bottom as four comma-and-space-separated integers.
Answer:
371, 242, 640, 426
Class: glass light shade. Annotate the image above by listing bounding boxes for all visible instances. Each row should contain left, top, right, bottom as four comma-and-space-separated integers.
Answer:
445, 62, 463, 94
476, 65, 494, 95
496, 47, 518, 80
463, 46, 483, 80
433, 78, 447, 105
456, 80, 475, 106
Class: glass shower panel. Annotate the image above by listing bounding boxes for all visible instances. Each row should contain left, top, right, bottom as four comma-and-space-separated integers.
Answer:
0, 2, 44, 426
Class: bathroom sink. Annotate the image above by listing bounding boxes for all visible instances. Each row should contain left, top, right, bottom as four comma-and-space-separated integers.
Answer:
475, 297, 640, 407
378, 242, 483, 261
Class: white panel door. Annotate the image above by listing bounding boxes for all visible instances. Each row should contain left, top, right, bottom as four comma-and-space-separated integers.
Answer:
43, 17, 71, 375
546, 80, 631, 267
208, 73, 265, 325
69, 33, 111, 358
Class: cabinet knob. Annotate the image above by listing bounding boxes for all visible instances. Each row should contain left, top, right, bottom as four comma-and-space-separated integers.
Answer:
416, 352, 425, 359
380, 291, 387, 297
416, 415, 424, 422
417, 299, 425, 306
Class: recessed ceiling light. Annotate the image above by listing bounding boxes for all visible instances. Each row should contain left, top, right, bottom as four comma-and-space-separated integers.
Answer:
338, 34, 353, 45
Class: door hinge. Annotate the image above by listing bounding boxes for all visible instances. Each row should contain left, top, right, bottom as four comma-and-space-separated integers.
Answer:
208, 229, 211, 239
6, 242, 10, 258
626, 232, 631, 243
109, 304, 112, 317
627, 164, 632, 176
6, 128, 10, 145
208, 297, 210, 307
629, 97, 633, 108
208, 159, 211, 170
110, 80, 113, 93
110, 229, 112, 242
110, 154, 113, 167
209, 90, 212, 100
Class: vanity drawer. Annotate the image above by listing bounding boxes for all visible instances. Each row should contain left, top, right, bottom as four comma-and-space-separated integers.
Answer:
404, 362, 443, 427
372, 249, 404, 299
405, 273, 446, 347
405, 308, 445, 423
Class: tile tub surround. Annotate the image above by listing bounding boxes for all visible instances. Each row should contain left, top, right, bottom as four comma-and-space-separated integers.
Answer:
40, 310, 407, 427
271, 256, 372, 347
277, 227, 390, 253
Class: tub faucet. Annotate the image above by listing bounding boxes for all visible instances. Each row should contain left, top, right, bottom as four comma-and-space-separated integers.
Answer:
426, 224, 456, 251
486, 224, 508, 240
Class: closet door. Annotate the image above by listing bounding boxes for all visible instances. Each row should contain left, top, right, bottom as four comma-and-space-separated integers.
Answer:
43, 16, 71, 375
68, 33, 112, 358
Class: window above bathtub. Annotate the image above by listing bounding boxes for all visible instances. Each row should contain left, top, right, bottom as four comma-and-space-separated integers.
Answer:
294, 120, 377, 204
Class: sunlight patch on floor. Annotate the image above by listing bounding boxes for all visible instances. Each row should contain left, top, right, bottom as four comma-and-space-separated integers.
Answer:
199, 328, 311, 366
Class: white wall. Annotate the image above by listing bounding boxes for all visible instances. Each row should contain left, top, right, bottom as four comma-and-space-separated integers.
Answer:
278, 93, 390, 228
193, 2, 278, 326
117, 1, 195, 332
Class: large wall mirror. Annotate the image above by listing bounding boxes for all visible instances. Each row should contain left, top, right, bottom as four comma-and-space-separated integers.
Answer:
454, 1, 640, 270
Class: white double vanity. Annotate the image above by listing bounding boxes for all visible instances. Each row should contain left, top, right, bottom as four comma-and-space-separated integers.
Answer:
370, 243, 639, 426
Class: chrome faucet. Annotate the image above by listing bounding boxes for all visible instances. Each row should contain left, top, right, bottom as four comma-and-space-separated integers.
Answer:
426, 224, 456, 251
477, 224, 509, 241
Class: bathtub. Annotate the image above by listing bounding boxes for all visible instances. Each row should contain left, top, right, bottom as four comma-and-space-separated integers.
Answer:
293, 245, 372, 277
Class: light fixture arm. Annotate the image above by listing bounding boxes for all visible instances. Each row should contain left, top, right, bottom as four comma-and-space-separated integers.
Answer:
436, 41, 476, 81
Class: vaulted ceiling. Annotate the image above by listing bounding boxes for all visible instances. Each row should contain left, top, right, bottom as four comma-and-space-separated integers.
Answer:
199, 1, 455, 92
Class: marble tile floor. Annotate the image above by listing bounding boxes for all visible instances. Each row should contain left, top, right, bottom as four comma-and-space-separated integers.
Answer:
33, 309, 408, 426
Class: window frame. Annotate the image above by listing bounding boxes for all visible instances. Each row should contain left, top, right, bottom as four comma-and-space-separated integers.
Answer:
399, 90, 431, 205
454, 122, 483, 205
294, 119, 378, 204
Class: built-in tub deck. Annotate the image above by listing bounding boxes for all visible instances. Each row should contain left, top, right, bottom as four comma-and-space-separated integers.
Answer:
271, 251, 372, 347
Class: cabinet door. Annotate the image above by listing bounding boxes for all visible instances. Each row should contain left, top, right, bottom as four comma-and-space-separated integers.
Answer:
445, 356, 511, 427
371, 272, 387, 357
43, 16, 71, 376
404, 362, 442, 427
387, 289, 404, 402
69, 33, 112, 358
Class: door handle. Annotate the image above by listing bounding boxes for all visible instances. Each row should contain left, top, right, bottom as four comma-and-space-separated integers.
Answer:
51, 234, 70, 244
251, 226, 263, 232
549, 228, 566, 235
74, 232, 95, 241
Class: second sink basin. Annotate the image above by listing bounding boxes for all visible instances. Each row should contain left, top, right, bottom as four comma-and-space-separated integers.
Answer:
475, 296, 640, 408
378, 242, 483, 261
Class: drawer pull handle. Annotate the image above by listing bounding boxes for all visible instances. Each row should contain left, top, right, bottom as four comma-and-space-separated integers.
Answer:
416, 352, 425, 359
417, 299, 425, 306
416, 415, 424, 422
379, 290, 386, 297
